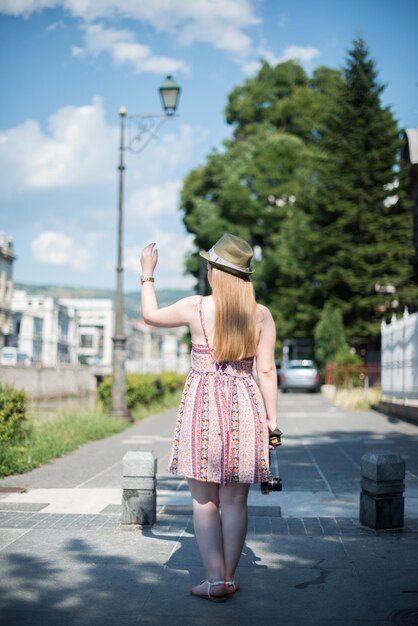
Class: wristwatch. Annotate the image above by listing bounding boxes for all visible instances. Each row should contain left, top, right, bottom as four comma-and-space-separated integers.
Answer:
141, 276, 155, 284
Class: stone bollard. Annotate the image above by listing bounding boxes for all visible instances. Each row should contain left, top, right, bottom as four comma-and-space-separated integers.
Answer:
121, 451, 157, 527
359, 451, 405, 530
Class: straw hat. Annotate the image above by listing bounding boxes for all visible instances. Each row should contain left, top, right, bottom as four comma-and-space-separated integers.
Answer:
199, 233, 254, 278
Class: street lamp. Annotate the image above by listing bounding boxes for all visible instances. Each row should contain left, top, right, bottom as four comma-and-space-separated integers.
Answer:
110, 76, 181, 419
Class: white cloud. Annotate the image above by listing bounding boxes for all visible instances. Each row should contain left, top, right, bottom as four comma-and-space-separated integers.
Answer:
31, 230, 91, 271
242, 44, 321, 75
0, 97, 116, 192
282, 45, 320, 63
0, 0, 260, 57
46, 19, 64, 31
125, 123, 208, 188
0, 100, 207, 196
127, 180, 182, 223
76, 23, 190, 75
0, 0, 56, 15
70, 45, 85, 57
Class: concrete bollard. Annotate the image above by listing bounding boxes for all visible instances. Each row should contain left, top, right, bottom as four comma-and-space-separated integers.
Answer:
359, 451, 405, 530
121, 451, 157, 527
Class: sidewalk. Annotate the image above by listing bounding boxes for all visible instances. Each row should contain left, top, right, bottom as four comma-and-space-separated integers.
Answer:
0, 393, 417, 625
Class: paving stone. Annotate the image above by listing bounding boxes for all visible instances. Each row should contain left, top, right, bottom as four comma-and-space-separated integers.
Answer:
0, 394, 417, 625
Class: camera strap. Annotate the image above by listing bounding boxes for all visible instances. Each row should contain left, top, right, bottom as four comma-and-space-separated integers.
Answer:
270, 447, 280, 478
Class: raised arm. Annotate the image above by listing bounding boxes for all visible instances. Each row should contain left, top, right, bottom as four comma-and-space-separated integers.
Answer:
140, 242, 198, 328
255, 305, 278, 433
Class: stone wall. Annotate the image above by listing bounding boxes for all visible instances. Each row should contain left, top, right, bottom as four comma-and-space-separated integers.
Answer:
0, 365, 96, 399
377, 400, 418, 427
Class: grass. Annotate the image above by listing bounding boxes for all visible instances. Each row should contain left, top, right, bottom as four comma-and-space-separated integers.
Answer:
333, 387, 381, 410
1, 390, 183, 477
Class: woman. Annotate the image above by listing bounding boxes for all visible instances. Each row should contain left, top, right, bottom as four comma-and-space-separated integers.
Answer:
140, 233, 279, 602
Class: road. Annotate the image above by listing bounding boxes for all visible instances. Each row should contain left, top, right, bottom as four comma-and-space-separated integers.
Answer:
1, 391, 417, 519
1, 391, 418, 626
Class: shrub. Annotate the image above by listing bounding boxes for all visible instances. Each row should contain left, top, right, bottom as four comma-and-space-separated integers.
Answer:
327, 345, 364, 388
0, 384, 31, 476
97, 372, 186, 412
334, 344, 363, 366
0, 384, 28, 446
127, 374, 160, 409
314, 303, 347, 370
158, 372, 185, 394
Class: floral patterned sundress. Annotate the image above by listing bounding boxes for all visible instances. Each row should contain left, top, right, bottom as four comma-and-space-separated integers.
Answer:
168, 297, 269, 485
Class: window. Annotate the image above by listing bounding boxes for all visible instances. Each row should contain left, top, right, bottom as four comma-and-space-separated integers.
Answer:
80, 334, 94, 348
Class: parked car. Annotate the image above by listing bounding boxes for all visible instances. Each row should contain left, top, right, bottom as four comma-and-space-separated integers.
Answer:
280, 359, 320, 393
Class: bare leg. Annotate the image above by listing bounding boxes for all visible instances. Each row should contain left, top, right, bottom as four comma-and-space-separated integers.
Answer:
219, 482, 250, 583
187, 478, 225, 594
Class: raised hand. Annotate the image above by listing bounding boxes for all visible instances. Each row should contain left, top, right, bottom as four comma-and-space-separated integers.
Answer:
140, 243, 158, 276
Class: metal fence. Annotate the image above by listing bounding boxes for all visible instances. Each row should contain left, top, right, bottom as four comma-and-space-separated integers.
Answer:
381, 309, 418, 400
325, 363, 381, 388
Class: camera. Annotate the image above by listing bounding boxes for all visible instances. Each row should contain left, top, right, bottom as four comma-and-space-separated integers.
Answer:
261, 428, 283, 495
261, 474, 283, 494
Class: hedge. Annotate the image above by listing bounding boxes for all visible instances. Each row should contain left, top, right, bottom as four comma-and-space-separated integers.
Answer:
0, 384, 31, 476
97, 372, 186, 412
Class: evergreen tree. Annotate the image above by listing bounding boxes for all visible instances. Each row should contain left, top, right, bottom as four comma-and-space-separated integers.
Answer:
312, 37, 418, 350
314, 302, 347, 369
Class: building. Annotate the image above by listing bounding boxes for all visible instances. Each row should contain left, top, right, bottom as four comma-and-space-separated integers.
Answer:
8, 287, 188, 372
127, 319, 189, 374
59, 298, 113, 366
10, 291, 79, 366
0, 233, 16, 349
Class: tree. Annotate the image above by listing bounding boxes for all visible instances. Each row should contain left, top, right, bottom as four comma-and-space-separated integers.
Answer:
181, 60, 342, 346
312, 37, 418, 350
225, 61, 341, 145
314, 303, 347, 369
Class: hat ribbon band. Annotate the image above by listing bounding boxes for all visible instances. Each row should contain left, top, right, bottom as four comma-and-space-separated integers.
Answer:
208, 247, 250, 272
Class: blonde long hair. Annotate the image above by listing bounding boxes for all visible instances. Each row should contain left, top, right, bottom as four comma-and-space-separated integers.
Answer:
211, 267, 257, 362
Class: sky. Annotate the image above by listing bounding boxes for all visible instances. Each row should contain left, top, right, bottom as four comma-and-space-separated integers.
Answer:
1, 0, 417, 292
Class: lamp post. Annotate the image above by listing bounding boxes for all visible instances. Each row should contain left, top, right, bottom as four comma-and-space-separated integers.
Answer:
110, 76, 181, 419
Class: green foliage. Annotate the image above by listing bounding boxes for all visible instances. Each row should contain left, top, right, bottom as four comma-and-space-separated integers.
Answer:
311, 36, 418, 347
97, 372, 186, 412
328, 344, 365, 387
0, 384, 32, 476
181, 58, 343, 344
314, 303, 347, 368
0, 384, 28, 445
334, 344, 363, 366
25, 411, 129, 470
157, 371, 185, 394
0, 384, 185, 478
180, 37, 418, 355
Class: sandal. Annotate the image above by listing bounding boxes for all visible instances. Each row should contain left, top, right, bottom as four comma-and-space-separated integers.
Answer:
225, 580, 240, 595
190, 580, 227, 603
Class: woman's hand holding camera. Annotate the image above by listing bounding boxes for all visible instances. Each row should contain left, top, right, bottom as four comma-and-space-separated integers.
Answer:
268, 427, 283, 449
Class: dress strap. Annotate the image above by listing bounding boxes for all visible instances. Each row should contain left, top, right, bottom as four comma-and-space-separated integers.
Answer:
199, 297, 211, 349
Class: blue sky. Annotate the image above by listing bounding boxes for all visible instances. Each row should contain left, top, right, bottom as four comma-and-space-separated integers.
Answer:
1, 0, 417, 291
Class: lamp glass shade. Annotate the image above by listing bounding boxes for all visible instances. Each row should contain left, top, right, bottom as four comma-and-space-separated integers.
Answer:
159, 75, 181, 114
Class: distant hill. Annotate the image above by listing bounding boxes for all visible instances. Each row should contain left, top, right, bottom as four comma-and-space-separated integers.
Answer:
15, 282, 195, 319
